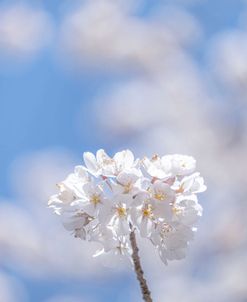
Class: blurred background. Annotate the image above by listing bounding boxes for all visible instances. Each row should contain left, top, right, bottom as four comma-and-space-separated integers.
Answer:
0, 0, 247, 301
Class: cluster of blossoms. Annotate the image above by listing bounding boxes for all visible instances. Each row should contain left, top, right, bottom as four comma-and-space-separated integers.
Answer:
48, 150, 206, 265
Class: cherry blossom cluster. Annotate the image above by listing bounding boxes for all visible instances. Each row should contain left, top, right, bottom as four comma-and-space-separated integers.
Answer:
48, 150, 206, 265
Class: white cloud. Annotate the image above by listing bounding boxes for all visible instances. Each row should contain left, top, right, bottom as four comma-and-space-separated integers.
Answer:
9, 149, 75, 204
0, 4, 53, 59
210, 31, 247, 85
60, 0, 201, 72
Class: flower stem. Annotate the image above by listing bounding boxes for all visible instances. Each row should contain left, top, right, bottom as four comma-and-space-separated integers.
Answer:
129, 230, 153, 302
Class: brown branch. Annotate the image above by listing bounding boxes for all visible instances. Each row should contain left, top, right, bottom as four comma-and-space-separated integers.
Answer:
129, 230, 153, 302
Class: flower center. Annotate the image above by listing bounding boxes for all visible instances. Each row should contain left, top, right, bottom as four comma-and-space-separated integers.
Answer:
117, 206, 127, 217
161, 223, 172, 236
90, 194, 101, 205
152, 154, 159, 161
154, 192, 166, 201
102, 157, 115, 166
142, 204, 153, 218
172, 206, 182, 215
176, 185, 184, 194
181, 161, 186, 168
123, 182, 132, 193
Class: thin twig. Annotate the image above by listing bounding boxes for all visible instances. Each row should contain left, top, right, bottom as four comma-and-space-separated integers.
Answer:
129, 230, 153, 302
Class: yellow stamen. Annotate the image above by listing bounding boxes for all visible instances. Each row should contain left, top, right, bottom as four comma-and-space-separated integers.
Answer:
90, 194, 101, 205
117, 207, 126, 217
154, 192, 166, 201
142, 204, 153, 218
103, 157, 115, 165
172, 206, 182, 215
124, 182, 132, 193
176, 185, 184, 194
152, 154, 159, 161
56, 183, 64, 190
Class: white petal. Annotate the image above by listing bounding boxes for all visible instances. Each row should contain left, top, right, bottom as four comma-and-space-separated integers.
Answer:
83, 152, 99, 174
140, 218, 154, 238
114, 149, 134, 171
133, 192, 150, 206
153, 202, 173, 221
115, 217, 130, 235
74, 165, 89, 179
158, 247, 168, 265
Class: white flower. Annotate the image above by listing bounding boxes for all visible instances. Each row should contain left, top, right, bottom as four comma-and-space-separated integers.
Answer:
48, 166, 90, 215
62, 210, 90, 239
172, 195, 203, 226
113, 149, 136, 174
142, 154, 172, 179
48, 183, 76, 215
151, 222, 194, 264
83, 149, 135, 177
165, 154, 196, 176
94, 235, 132, 266
173, 172, 207, 194
49, 149, 206, 266
149, 181, 175, 221
131, 202, 155, 238
112, 170, 144, 195
99, 194, 132, 235
78, 181, 106, 216
83, 149, 114, 177
65, 165, 90, 194
88, 224, 115, 249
